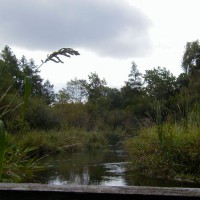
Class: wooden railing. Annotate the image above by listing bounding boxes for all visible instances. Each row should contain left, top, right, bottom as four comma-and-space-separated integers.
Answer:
0, 183, 200, 200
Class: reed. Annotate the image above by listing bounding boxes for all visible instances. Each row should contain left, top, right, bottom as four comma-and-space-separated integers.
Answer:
0, 75, 32, 179
23, 76, 32, 121
125, 118, 200, 182
0, 120, 5, 180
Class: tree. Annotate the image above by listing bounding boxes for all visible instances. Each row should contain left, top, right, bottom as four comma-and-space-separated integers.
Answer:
0, 47, 23, 124
64, 77, 87, 103
41, 80, 55, 105
182, 40, 200, 103
144, 66, 177, 100
143, 67, 178, 120
126, 61, 143, 89
0, 46, 22, 90
103, 87, 123, 110
0, 46, 79, 130
56, 89, 70, 104
85, 72, 107, 103
26, 97, 59, 130
19, 57, 43, 96
182, 40, 200, 75
120, 62, 147, 116
0, 59, 13, 93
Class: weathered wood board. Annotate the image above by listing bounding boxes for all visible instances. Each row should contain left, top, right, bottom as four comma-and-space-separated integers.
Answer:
0, 183, 199, 200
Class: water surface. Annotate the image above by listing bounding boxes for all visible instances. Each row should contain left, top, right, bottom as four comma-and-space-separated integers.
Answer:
34, 150, 200, 188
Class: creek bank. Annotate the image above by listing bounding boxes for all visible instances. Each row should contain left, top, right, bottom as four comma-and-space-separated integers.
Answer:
125, 122, 200, 184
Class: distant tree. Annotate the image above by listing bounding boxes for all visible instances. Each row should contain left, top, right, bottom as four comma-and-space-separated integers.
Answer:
19, 57, 43, 96
85, 72, 107, 103
143, 67, 178, 120
41, 80, 55, 105
0, 46, 22, 90
0, 47, 23, 124
56, 89, 70, 104
103, 87, 123, 110
0, 59, 13, 93
144, 66, 177, 100
120, 62, 147, 116
64, 77, 87, 103
126, 61, 143, 89
182, 40, 200, 99
0, 46, 80, 131
176, 73, 189, 93
182, 40, 200, 75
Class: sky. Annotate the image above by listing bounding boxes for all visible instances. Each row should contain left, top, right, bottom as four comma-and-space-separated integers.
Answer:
0, 0, 200, 91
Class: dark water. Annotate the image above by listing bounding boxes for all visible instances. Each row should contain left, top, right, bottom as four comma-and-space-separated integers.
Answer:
34, 150, 200, 188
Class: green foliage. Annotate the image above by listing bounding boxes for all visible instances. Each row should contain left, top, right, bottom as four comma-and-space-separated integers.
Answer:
156, 101, 163, 146
54, 102, 88, 130
126, 61, 143, 89
0, 120, 5, 180
57, 78, 87, 104
0, 46, 81, 183
26, 97, 59, 130
13, 129, 108, 154
181, 40, 200, 108
85, 72, 107, 103
5, 118, 30, 134
23, 76, 32, 121
42, 80, 56, 105
1, 46, 22, 90
144, 66, 177, 100
182, 40, 200, 75
3, 145, 44, 182
3, 41, 200, 183
125, 120, 200, 181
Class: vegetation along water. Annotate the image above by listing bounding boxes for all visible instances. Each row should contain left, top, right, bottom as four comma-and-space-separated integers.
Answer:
0, 40, 200, 185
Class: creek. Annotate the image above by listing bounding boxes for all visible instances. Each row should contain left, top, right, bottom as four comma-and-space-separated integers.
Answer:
34, 149, 200, 187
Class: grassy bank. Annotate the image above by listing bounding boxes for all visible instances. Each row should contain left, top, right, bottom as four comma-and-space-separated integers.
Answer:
125, 121, 200, 183
2, 128, 109, 182
13, 129, 108, 153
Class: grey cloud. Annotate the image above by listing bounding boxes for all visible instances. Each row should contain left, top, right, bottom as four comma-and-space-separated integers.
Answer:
0, 0, 152, 58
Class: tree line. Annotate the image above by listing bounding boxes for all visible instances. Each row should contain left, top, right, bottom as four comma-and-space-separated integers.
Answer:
0, 40, 200, 137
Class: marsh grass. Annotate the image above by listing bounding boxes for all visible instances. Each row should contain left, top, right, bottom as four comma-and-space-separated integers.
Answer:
2, 145, 44, 182
125, 118, 200, 182
0, 121, 5, 180
1, 128, 108, 182
13, 129, 108, 154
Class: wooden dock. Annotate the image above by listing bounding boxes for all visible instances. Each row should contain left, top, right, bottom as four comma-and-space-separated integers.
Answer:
0, 183, 200, 199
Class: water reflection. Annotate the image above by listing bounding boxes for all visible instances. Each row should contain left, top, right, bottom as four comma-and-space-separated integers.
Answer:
34, 150, 200, 188
35, 150, 128, 186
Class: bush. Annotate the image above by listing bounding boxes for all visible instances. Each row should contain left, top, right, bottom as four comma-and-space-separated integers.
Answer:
26, 97, 60, 130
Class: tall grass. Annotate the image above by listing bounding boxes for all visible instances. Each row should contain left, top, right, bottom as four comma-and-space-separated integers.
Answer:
0, 121, 5, 180
0, 76, 32, 180
3, 145, 44, 183
14, 129, 108, 154
23, 76, 32, 121
125, 118, 200, 182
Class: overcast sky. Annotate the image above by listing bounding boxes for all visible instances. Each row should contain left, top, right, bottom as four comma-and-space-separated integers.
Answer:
1, 0, 200, 90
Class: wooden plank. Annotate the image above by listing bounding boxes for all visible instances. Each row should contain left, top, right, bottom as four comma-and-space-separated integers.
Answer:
0, 183, 199, 199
